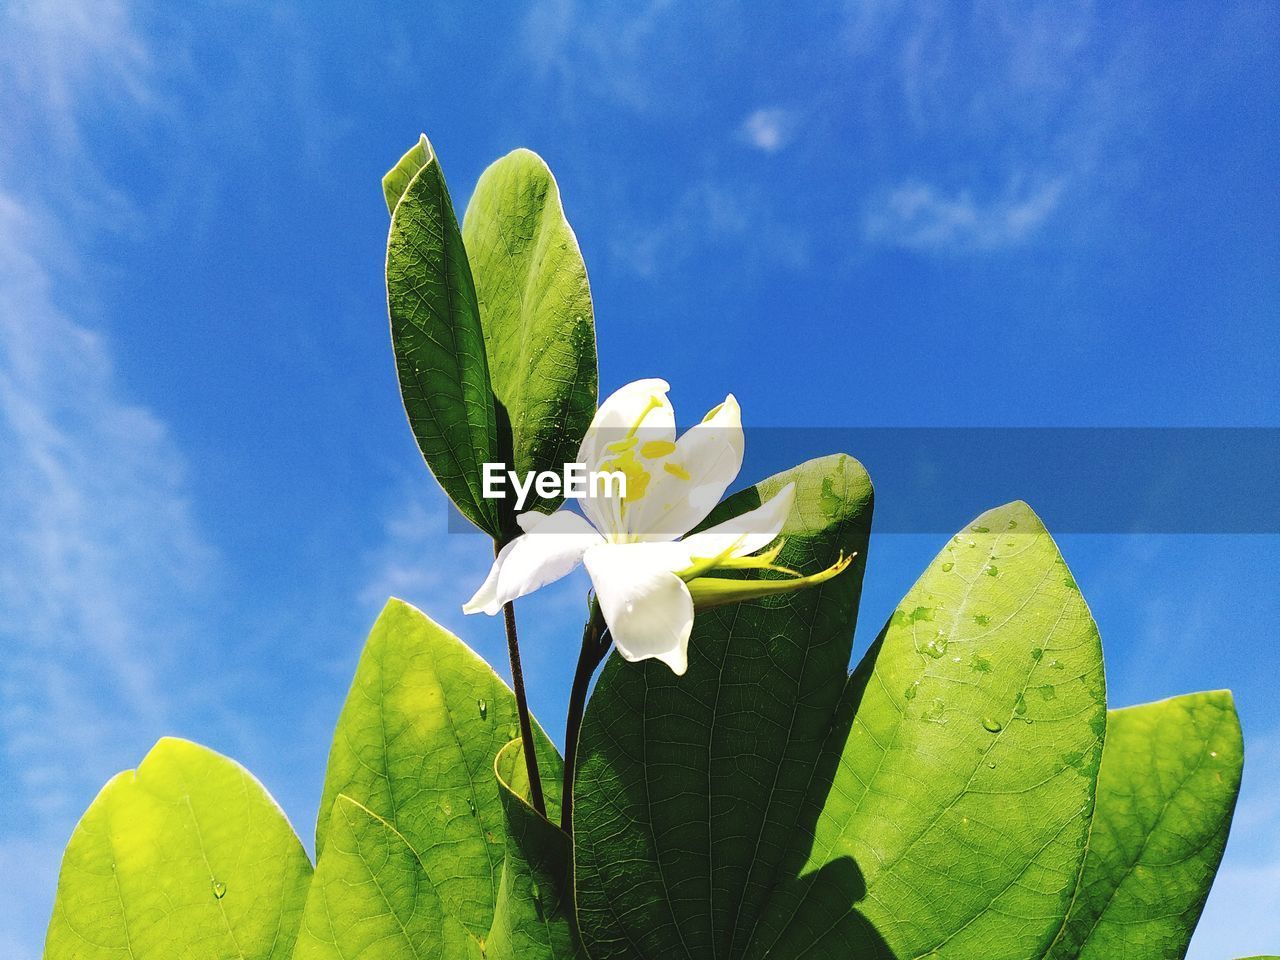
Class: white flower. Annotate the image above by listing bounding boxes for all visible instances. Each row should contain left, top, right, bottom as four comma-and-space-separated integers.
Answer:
463, 378, 849, 675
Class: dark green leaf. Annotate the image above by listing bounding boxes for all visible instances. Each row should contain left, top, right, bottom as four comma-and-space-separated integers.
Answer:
573, 453, 874, 959
486, 740, 584, 959
386, 135, 502, 537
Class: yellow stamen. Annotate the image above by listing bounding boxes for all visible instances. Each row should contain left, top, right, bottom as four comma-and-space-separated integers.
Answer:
663, 461, 691, 480
640, 439, 677, 458
606, 435, 638, 454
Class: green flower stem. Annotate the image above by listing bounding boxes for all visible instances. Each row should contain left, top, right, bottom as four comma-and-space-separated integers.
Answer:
497, 542, 546, 819
562, 598, 609, 836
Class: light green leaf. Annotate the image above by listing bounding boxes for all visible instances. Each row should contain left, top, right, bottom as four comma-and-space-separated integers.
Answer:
462, 149, 597, 518
573, 453, 874, 959
1046, 690, 1243, 960
382, 133, 432, 214
315, 598, 563, 945
295, 794, 475, 960
486, 740, 584, 959
386, 135, 502, 537
749, 501, 1107, 960
43, 737, 312, 960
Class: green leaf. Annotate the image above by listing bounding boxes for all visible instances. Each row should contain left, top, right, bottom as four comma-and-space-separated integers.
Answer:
573, 453, 875, 959
749, 501, 1107, 960
313, 598, 564, 947
383, 133, 432, 214
462, 149, 597, 517
1046, 690, 1243, 960
296, 795, 476, 960
43, 737, 312, 960
486, 740, 584, 959
386, 135, 503, 537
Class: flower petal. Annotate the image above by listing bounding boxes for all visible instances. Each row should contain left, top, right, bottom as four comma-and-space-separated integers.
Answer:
627, 395, 746, 541
462, 510, 602, 615
576, 378, 676, 539
462, 537, 519, 616
576, 378, 674, 471
680, 481, 796, 562
583, 542, 695, 676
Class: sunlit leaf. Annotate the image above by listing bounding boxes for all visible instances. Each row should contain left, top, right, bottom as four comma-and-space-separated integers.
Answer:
1046, 690, 1243, 960
43, 738, 312, 960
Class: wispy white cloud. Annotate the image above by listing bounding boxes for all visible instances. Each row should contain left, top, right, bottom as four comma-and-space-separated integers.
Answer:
845, 0, 1136, 254
864, 177, 1066, 252
521, 0, 677, 114
0, 1, 213, 948
739, 108, 797, 154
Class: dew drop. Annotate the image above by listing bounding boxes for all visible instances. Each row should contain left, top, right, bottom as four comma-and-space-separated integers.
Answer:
212, 880, 226, 900
1014, 693, 1028, 716
1037, 684, 1057, 701
941, 562, 954, 572
467, 798, 477, 816
903, 682, 919, 701
984, 565, 999, 578
986, 761, 997, 769
1031, 647, 1044, 661
477, 698, 488, 720
924, 636, 948, 658
1048, 659, 1064, 670
973, 613, 991, 626
971, 525, 990, 533
982, 717, 1003, 733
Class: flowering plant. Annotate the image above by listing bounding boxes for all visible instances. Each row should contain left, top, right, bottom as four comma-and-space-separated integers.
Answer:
42, 136, 1249, 960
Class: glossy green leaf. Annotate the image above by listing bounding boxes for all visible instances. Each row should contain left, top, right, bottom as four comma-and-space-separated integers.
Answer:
462, 148, 597, 517
748, 501, 1107, 959
1046, 690, 1243, 960
386, 135, 502, 537
486, 740, 584, 959
311, 598, 565, 953
573, 453, 875, 959
43, 737, 312, 960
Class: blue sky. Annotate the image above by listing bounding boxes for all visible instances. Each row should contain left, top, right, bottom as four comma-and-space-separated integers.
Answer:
1, 1, 1277, 956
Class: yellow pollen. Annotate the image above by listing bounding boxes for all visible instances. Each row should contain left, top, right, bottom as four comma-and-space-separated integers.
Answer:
602, 449, 651, 503
640, 440, 677, 458
606, 435, 638, 454
663, 461, 691, 480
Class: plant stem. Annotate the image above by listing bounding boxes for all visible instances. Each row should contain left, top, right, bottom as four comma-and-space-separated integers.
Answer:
562, 600, 609, 836
497, 543, 546, 819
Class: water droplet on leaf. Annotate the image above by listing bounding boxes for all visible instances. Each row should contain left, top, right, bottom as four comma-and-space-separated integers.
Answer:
477, 698, 488, 720
212, 880, 226, 900
982, 717, 1003, 733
